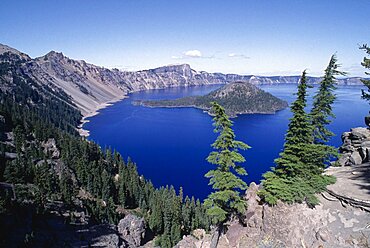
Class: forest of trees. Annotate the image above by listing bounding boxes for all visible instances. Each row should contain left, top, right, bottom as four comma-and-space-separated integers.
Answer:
260, 55, 345, 206
0, 52, 209, 248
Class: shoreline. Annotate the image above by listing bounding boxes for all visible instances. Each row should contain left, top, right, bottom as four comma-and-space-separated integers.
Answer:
135, 102, 287, 118
77, 95, 128, 137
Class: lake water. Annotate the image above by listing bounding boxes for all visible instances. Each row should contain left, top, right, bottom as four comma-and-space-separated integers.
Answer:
84, 84, 368, 200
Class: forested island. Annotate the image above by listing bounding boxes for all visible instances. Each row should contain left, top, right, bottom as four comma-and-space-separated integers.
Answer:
134, 81, 288, 117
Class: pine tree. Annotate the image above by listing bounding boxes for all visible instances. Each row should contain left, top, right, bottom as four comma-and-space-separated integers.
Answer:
101, 169, 112, 202
118, 162, 127, 207
309, 55, 345, 174
261, 71, 314, 204
311, 54, 346, 143
60, 171, 74, 206
273, 70, 313, 177
360, 44, 370, 102
203, 102, 249, 229
285, 70, 313, 145
261, 69, 337, 206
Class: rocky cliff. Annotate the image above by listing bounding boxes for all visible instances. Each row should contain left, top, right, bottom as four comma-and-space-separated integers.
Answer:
337, 127, 370, 166
0, 44, 365, 119
176, 182, 370, 248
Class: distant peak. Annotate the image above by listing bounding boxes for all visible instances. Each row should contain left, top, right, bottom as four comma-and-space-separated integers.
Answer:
0, 43, 31, 60
44, 50, 65, 58
148, 64, 194, 76
153, 64, 191, 70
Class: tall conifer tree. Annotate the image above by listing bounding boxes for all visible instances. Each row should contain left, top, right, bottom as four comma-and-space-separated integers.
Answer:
273, 70, 313, 177
204, 102, 249, 229
261, 70, 337, 206
311, 54, 346, 143
359, 44, 370, 102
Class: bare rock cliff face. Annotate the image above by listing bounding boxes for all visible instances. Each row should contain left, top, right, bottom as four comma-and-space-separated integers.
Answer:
0, 44, 364, 118
176, 183, 370, 248
338, 127, 370, 166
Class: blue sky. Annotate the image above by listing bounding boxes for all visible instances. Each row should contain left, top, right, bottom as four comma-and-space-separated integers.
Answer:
0, 0, 369, 76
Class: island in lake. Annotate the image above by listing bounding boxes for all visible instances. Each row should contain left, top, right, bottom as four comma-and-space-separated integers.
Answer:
134, 81, 289, 117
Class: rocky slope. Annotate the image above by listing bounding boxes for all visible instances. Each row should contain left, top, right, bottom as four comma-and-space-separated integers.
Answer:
337, 127, 370, 166
136, 81, 288, 117
0, 44, 365, 119
176, 182, 370, 248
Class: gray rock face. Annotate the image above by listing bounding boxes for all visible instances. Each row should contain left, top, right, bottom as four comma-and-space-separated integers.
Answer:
243, 182, 262, 230
0, 44, 364, 119
175, 182, 370, 248
338, 127, 370, 166
86, 224, 120, 248
118, 214, 145, 247
41, 138, 60, 159
350, 151, 363, 165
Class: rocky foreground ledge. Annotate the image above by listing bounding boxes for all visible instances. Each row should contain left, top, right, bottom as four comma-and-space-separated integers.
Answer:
176, 181, 370, 248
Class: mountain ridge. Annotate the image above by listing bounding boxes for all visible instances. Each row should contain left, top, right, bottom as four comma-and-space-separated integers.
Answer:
0, 44, 365, 120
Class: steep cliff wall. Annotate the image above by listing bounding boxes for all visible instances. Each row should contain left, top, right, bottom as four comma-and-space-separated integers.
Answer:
0, 43, 365, 118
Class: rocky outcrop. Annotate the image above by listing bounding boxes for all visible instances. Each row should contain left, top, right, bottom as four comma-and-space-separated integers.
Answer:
325, 163, 370, 211
176, 183, 370, 248
82, 224, 121, 248
41, 138, 60, 159
338, 127, 370, 166
118, 214, 146, 247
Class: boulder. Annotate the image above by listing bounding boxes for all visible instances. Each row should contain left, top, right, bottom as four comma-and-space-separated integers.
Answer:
361, 141, 370, 151
244, 182, 262, 228
339, 144, 355, 153
338, 127, 370, 166
350, 127, 370, 140
174, 235, 199, 248
358, 147, 368, 161
88, 224, 120, 248
341, 131, 350, 140
41, 138, 60, 159
336, 154, 351, 167
192, 229, 206, 240
174, 232, 212, 248
349, 151, 363, 165
118, 214, 145, 247
225, 222, 248, 247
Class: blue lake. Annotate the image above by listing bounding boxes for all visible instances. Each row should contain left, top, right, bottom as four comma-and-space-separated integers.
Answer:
84, 84, 368, 200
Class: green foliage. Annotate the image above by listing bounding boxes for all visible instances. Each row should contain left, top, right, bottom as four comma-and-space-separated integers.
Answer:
0, 53, 211, 247
273, 72, 314, 178
204, 102, 249, 225
311, 54, 346, 144
261, 67, 339, 206
138, 82, 288, 117
260, 171, 335, 207
360, 44, 370, 102
285, 71, 313, 145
